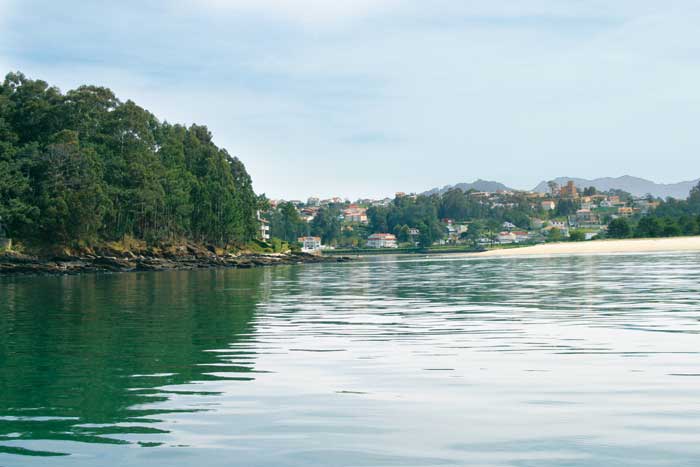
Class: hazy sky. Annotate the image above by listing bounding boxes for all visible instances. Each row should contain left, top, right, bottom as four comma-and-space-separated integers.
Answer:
1, 1, 699, 199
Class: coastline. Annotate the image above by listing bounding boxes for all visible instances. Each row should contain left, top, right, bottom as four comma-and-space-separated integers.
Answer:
0, 248, 352, 277
471, 236, 700, 258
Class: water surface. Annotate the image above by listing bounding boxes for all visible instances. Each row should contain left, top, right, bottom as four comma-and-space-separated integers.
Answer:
1, 253, 700, 466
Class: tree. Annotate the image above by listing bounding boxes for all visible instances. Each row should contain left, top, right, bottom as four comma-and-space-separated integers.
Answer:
661, 217, 681, 237
394, 224, 410, 243
310, 206, 341, 244
270, 202, 306, 243
0, 71, 261, 249
548, 228, 564, 242
607, 218, 631, 238
417, 222, 433, 248
569, 229, 586, 241
462, 220, 484, 246
555, 199, 578, 217
635, 216, 662, 238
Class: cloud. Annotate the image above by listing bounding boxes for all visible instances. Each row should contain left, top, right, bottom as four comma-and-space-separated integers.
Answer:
2, 0, 700, 198
176, 0, 402, 26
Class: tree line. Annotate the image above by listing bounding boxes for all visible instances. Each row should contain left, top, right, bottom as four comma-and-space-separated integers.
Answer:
0, 72, 259, 249
608, 184, 700, 239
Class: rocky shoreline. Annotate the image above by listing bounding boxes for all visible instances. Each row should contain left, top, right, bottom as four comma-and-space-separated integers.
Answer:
0, 245, 353, 277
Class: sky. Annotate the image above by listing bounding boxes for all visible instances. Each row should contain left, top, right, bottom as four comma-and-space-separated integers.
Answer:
1, 0, 700, 200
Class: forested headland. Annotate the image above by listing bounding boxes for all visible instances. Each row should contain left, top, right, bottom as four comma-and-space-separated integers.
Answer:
0, 72, 260, 253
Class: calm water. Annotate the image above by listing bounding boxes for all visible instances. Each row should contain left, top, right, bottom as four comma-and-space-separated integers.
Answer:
1, 253, 700, 466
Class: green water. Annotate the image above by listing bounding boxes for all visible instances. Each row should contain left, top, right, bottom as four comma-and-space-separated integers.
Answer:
1, 253, 700, 466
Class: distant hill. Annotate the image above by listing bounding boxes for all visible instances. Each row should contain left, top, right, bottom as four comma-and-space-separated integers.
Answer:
532, 176, 700, 199
424, 179, 513, 196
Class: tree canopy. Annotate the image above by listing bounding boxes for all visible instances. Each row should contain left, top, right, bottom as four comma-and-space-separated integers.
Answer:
0, 72, 259, 248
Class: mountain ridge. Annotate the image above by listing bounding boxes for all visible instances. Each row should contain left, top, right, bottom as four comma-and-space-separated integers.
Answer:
532, 176, 700, 199
423, 176, 699, 199
423, 179, 514, 196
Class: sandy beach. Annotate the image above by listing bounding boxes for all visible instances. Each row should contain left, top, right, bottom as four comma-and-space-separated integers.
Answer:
474, 236, 700, 258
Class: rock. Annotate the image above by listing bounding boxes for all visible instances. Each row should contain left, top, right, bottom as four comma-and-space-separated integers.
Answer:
0, 247, 354, 277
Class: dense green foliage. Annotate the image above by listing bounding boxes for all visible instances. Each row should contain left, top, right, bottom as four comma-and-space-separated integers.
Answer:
604, 184, 700, 238
269, 202, 308, 243
368, 195, 446, 246
607, 218, 632, 238
0, 72, 259, 248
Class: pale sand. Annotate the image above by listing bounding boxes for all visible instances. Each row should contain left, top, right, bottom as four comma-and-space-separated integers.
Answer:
473, 236, 700, 258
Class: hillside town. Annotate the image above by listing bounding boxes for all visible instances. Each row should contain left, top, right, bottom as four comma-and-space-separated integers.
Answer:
257, 180, 681, 253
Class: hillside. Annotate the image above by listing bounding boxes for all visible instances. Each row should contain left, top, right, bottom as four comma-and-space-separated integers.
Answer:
0, 72, 259, 249
423, 179, 513, 196
532, 176, 700, 199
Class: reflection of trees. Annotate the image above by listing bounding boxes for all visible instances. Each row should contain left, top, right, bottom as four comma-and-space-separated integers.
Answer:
0, 268, 266, 456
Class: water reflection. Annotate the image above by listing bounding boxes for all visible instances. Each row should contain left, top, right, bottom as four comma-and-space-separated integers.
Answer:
0, 268, 270, 456
1, 253, 700, 466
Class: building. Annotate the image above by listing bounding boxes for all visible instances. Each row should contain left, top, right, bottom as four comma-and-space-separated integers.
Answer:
298, 236, 322, 253
256, 211, 271, 241
560, 181, 579, 198
541, 200, 556, 211
497, 232, 517, 244
343, 205, 368, 223
502, 221, 517, 230
307, 197, 320, 207
548, 220, 568, 229
258, 219, 270, 241
617, 206, 636, 217
513, 231, 530, 243
366, 233, 398, 249
575, 208, 598, 225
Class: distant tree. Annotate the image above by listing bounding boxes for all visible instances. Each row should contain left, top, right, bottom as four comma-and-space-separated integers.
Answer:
548, 228, 564, 242
661, 217, 681, 237
555, 199, 578, 217
393, 224, 410, 243
310, 206, 341, 244
607, 218, 631, 238
583, 186, 597, 196
569, 229, 586, 241
270, 202, 307, 243
461, 220, 485, 247
417, 222, 433, 248
635, 216, 663, 238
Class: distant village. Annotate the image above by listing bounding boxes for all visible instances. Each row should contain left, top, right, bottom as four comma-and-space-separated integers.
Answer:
258, 181, 661, 253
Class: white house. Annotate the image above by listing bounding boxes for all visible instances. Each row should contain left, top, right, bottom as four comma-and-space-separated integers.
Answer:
497, 232, 517, 244
257, 211, 270, 241
548, 220, 567, 229
259, 219, 270, 241
366, 233, 398, 249
512, 231, 530, 243
298, 236, 322, 253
